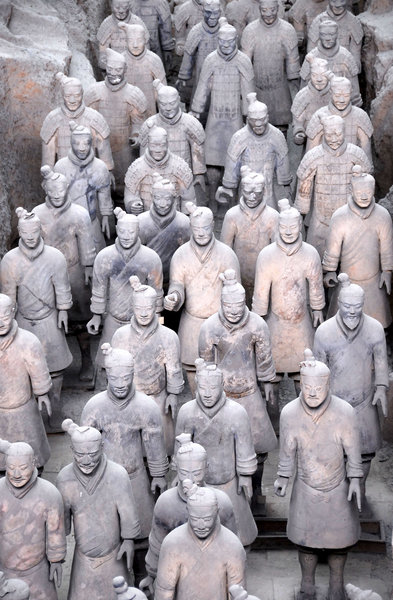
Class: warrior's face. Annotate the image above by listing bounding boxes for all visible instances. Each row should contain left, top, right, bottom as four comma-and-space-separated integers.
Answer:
310, 66, 329, 91
218, 32, 237, 56
338, 289, 364, 330
106, 62, 126, 86
148, 135, 168, 162
279, 214, 301, 245
18, 221, 41, 250
0, 296, 15, 336
323, 120, 344, 150
331, 83, 351, 111
112, 0, 130, 20
243, 180, 265, 208
116, 221, 139, 249
222, 298, 246, 324
72, 439, 103, 475
204, 5, 221, 27
107, 365, 134, 399
301, 374, 330, 408
191, 218, 214, 246
196, 372, 223, 409
352, 181, 374, 209
248, 110, 269, 136
6, 453, 35, 488
329, 0, 346, 16
127, 30, 146, 56
158, 90, 180, 121
188, 504, 217, 539
152, 189, 175, 216
319, 24, 338, 49
46, 179, 68, 209
177, 456, 207, 490
133, 295, 156, 327
71, 133, 92, 160
63, 84, 83, 112
259, 0, 279, 25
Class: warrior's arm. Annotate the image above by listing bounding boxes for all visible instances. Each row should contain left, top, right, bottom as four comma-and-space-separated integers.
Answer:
255, 319, 276, 382
252, 254, 272, 316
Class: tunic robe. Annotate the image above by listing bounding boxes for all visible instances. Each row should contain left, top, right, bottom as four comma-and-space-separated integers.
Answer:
278, 394, 363, 548
123, 48, 167, 117
176, 394, 258, 545
56, 456, 140, 600
314, 313, 389, 455
81, 387, 168, 538
0, 474, 66, 600
0, 241, 73, 373
168, 237, 240, 367
0, 322, 51, 470
199, 308, 277, 454
252, 237, 325, 374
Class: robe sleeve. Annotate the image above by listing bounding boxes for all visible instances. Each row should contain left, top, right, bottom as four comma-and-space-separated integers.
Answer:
55, 475, 72, 537
198, 321, 217, 364
145, 497, 171, 577
322, 215, 345, 273
191, 58, 213, 115
45, 487, 67, 563
372, 325, 389, 388
379, 213, 393, 272
24, 334, 52, 397
295, 154, 318, 215
284, 25, 300, 80
340, 406, 363, 479
252, 250, 272, 316
164, 330, 184, 395
313, 326, 328, 366
0, 254, 18, 304
255, 318, 276, 382
96, 167, 113, 217
52, 252, 73, 310
142, 402, 169, 477
146, 251, 164, 313
167, 250, 186, 310
155, 539, 181, 600
277, 406, 297, 478
220, 211, 237, 248
235, 407, 257, 476
76, 212, 96, 267
117, 471, 141, 540
95, 131, 114, 172
306, 248, 325, 311
226, 542, 246, 589
41, 136, 57, 168
90, 252, 110, 315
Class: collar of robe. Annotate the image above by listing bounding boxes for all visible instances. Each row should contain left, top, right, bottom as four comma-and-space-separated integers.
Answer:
61, 102, 86, 120
317, 41, 340, 58
322, 138, 348, 157
239, 195, 267, 221
73, 454, 108, 495
159, 108, 182, 126
107, 384, 136, 410
0, 319, 18, 354
202, 20, 220, 34
127, 47, 147, 61
276, 233, 302, 256
112, 12, 132, 26
347, 193, 375, 220
105, 77, 127, 93
299, 391, 332, 424
308, 81, 331, 97
187, 517, 220, 550
218, 306, 250, 332
67, 148, 95, 168
130, 314, 159, 341
217, 47, 238, 62
6, 468, 38, 499
259, 16, 279, 29
144, 148, 171, 169
196, 391, 227, 418
45, 195, 72, 215
190, 235, 215, 263
18, 237, 45, 261
115, 237, 142, 262
336, 310, 364, 342
149, 202, 177, 229
326, 6, 347, 21
328, 100, 352, 118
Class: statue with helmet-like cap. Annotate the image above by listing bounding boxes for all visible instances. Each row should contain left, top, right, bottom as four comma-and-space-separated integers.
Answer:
274, 349, 363, 600
111, 275, 184, 454
56, 419, 140, 600
155, 483, 246, 600
113, 576, 147, 600
84, 48, 147, 194
0, 572, 29, 600
323, 167, 393, 328
176, 360, 258, 546
314, 272, 389, 510
0, 440, 66, 600
217, 93, 291, 210
87, 207, 163, 370
53, 121, 113, 253
220, 167, 279, 305
140, 433, 237, 595
0, 208, 72, 431
81, 344, 168, 538
40, 72, 113, 172
164, 204, 240, 394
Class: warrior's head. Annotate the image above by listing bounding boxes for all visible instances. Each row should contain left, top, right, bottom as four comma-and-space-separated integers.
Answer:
246, 93, 269, 137
219, 269, 246, 325
318, 19, 338, 50
119, 22, 148, 56
240, 165, 266, 209
147, 125, 169, 162
16, 207, 42, 251
203, 0, 222, 28
321, 114, 345, 151
152, 173, 176, 217
69, 121, 92, 161
102, 343, 135, 401
195, 359, 224, 409
300, 349, 330, 409
111, 0, 132, 21
153, 80, 180, 121
176, 433, 208, 493
129, 275, 158, 328
351, 165, 375, 210
63, 419, 103, 475
56, 72, 83, 113
278, 199, 301, 245
186, 483, 219, 539
41, 166, 69, 209
188, 204, 214, 247
106, 47, 127, 86
337, 272, 364, 330
114, 207, 140, 249
306, 56, 330, 91
218, 18, 237, 57
0, 294, 15, 337
0, 439, 35, 488
259, 0, 279, 26
328, 0, 347, 17
330, 74, 352, 111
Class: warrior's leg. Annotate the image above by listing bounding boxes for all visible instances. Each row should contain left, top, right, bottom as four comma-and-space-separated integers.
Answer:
48, 370, 64, 432
267, 379, 281, 435
77, 330, 93, 381
252, 452, 268, 515
327, 551, 347, 600
297, 547, 318, 600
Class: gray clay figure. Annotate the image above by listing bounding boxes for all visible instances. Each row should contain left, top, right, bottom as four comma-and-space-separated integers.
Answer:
241, 0, 300, 131
0, 294, 51, 472
306, 74, 373, 163
154, 484, 246, 600
117, 23, 166, 117
129, 0, 175, 64
217, 93, 292, 209
0, 209, 73, 431
124, 125, 196, 215
174, 0, 204, 58
85, 48, 147, 194
138, 174, 191, 290
40, 73, 113, 173
56, 420, 140, 600
87, 208, 163, 369
295, 114, 371, 258
323, 168, 393, 328
220, 167, 279, 305
314, 273, 389, 508
288, 0, 328, 47
0, 440, 66, 600
300, 19, 362, 107
0, 572, 30, 600
139, 81, 206, 192
111, 276, 184, 455
96, 0, 150, 69
113, 576, 148, 600
164, 205, 240, 394
140, 434, 237, 595
81, 344, 169, 539
36, 167, 96, 381
291, 56, 331, 147
274, 349, 363, 600
176, 361, 258, 546
53, 122, 113, 253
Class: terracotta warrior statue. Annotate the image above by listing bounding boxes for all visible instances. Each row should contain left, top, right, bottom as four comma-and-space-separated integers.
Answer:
252, 200, 325, 428
41, 73, 113, 174
37, 166, 96, 381
125, 125, 196, 215
0, 572, 29, 600
274, 349, 362, 600
220, 167, 279, 305
190, 18, 255, 207
307, 0, 363, 69
113, 577, 147, 600
176, 360, 258, 546
96, 0, 149, 69
0, 294, 51, 474
0, 440, 66, 600
140, 434, 237, 595
53, 122, 113, 253
155, 484, 246, 600
217, 93, 292, 209
139, 81, 206, 193
300, 19, 362, 107
241, 0, 300, 133
164, 205, 240, 393
199, 270, 277, 508
85, 48, 147, 194
291, 56, 331, 147
117, 22, 166, 117
111, 276, 184, 455
0, 209, 72, 430
174, 0, 204, 58
87, 208, 163, 370
129, 0, 175, 65
288, 0, 328, 48
295, 114, 371, 257
306, 74, 373, 164
138, 174, 191, 290
323, 168, 393, 329
314, 273, 389, 510
57, 420, 140, 600
81, 344, 168, 539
